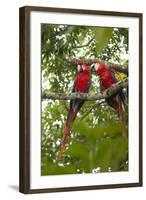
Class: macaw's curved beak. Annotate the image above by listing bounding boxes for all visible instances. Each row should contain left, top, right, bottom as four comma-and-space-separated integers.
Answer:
77, 64, 83, 72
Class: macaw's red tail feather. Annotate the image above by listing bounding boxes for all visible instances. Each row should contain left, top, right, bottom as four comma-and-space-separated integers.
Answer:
57, 143, 65, 160
117, 100, 127, 138
57, 111, 77, 160
66, 111, 77, 127
57, 126, 70, 160
107, 96, 127, 138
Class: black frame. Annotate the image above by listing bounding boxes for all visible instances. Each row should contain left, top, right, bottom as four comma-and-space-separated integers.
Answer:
19, 6, 143, 194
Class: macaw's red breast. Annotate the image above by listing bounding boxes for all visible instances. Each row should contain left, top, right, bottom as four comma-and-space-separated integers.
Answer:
96, 63, 116, 90
76, 65, 91, 92
96, 63, 106, 75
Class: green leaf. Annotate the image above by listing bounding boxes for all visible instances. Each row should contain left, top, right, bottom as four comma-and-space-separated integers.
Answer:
93, 27, 113, 54
94, 137, 128, 172
64, 144, 92, 173
65, 143, 89, 160
41, 24, 129, 175
73, 120, 122, 143
41, 156, 77, 175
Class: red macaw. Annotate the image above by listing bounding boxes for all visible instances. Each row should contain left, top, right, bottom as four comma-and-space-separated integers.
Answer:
58, 62, 91, 160
92, 62, 126, 137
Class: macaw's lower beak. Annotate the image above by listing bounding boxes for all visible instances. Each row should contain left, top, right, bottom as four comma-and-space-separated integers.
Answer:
79, 68, 83, 72
77, 64, 83, 72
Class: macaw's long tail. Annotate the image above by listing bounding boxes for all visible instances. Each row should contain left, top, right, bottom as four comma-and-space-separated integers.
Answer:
117, 98, 127, 138
57, 111, 77, 160
106, 93, 127, 138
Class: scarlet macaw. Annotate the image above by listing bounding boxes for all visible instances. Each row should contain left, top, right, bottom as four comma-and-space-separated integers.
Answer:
58, 62, 91, 160
92, 62, 126, 137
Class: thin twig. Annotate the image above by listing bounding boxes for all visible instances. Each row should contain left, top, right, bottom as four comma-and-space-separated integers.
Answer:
80, 100, 106, 120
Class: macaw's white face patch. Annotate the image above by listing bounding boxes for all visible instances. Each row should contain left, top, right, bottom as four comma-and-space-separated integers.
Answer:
82, 65, 86, 70
77, 64, 81, 72
94, 63, 100, 71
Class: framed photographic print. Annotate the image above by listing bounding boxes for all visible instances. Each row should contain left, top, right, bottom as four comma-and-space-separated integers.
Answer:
19, 6, 143, 194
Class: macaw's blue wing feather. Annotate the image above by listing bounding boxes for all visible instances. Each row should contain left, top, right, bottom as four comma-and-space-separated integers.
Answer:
72, 80, 76, 92
66, 99, 84, 125
119, 90, 125, 104
70, 80, 91, 113
71, 80, 91, 114
72, 99, 84, 112
85, 81, 91, 93
66, 80, 90, 125
111, 71, 118, 82
111, 71, 125, 104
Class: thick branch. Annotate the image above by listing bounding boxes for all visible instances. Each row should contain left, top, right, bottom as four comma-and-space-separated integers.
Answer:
42, 78, 128, 101
67, 58, 128, 75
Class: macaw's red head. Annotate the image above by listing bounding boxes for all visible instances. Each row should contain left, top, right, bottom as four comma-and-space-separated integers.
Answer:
77, 61, 91, 75
92, 62, 107, 76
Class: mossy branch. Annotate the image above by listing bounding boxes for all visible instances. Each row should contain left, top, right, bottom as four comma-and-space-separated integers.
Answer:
42, 78, 128, 101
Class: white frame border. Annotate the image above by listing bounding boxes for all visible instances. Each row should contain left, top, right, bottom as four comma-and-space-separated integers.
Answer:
30, 10, 140, 190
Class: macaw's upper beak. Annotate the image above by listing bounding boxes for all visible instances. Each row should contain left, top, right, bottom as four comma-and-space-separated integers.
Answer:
79, 67, 84, 72
77, 64, 83, 72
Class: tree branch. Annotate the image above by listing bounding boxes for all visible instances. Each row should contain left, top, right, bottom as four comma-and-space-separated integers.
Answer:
42, 78, 128, 101
67, 58, 128, 75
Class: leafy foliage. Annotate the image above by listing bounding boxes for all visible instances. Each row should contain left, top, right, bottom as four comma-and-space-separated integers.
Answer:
94, 27, 113, 54
41, 24, 128, 175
